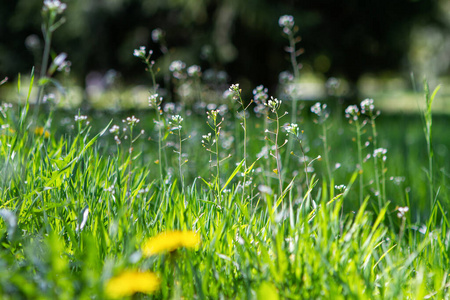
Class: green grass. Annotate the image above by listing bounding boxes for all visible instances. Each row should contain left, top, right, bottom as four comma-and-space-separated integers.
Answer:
1, 3, 450, 299
1, 83, 450, 299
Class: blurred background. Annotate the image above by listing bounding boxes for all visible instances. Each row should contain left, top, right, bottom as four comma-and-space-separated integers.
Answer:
1, 0, 450, 111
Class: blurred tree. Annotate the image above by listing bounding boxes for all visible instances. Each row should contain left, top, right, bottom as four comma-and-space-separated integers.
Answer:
0, 0, 440, 98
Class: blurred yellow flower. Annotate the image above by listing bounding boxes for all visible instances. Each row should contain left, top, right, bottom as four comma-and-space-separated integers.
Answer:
34, 126, 50, 138
105, 270, 160, 299
142, 230, 201, 256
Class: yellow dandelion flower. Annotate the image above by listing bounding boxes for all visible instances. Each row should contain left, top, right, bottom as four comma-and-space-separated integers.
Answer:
142, 230, 201, 256
34, 126, 50, 138
105, 270, 160, 299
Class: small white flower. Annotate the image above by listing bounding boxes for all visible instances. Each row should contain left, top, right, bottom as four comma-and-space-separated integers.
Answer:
253, 85, 269, 104
229, 83, 240, 92
279, 71, 294, 84
43, 0, 67, 14
187, 65, 201, 77
169, 60, 186, 79
311, 102, 325, 116
207, 109, 220, 120
335, 184, 347, 191
42, 93, 56, 103
151, 28, 165, 43
169, 115, 183, 130
397, 206, 409, 218
278, 15, 295, 29
109, 125, 120, 134
345, 105, 359, 120
169, 60, 186, 72
361, 98, 375, 114
124, 115, 140, 126
285, 123, 299, 135
53, 52, 67, 67
133, 46, 146, 58
265, 96, 281, 112
373, 148, 387, 157
74, 115, 88, 122
373, 148, 388, 161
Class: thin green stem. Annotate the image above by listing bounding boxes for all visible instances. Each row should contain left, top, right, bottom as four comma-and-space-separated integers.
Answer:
275, 112, 283, 195
215, 123, 220, 200
178, 128, 184, 193
370, 117, 382, 210
322, 122, 332, 189
355, 120, 364, 205
288, 32, 300, 124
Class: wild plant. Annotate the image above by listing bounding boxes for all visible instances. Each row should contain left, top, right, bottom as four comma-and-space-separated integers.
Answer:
168, 114, 189, 194
133, 46, 158, 94
35, 0, 67, 112
134, 47, 167, 185
151, 28, 172, 94
279, 15, 302, 124
345, 104, 365, 205
169, 60, 187, 104
122, 116, 145, 201
361, 98, 385, 210
187, 65, 203, 103
253, 85, 271, 185
285, 123, 312, 204
264, 96, 288, 196
203, 109, 226, 202
229, 83, 252, 200
311, 102, 333, 194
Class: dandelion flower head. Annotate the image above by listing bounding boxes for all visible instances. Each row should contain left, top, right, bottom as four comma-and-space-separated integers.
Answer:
105, 270, 160, 299
142, 230, 201, 256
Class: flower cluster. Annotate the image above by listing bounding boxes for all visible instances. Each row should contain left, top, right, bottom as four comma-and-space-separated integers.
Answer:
311, 102, 329, 123
169, 115, 183, 131
43, 0, 67, 14
373, 148, 387, 161
397, 206, 409, 219
279, 71, 294, 84
207, 109, 220, 122
265, 96, 282, 113
124, 115, 140, 126
109, 125, 120, 134
74, 115, 88, 122
148, 94, 163, 111
253, 85, 269, 114
228, 83, 241, 100
253, 85, 269, 104
133, 46, 146, 58
169, 60, 186, 79
345, 105, 359, 121
151, 28, 165, 43
335, 184, 347, 191
134, 46, 154, 61
278, 15, 295, 35
360, 98, 375, 115
42, 93, 56, 104
201, 132, 212, 148
285, 123, 299, 136
187, 65, 201, 77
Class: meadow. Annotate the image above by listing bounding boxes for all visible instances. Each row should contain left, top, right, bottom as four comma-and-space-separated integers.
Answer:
1, 1, 450, 299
